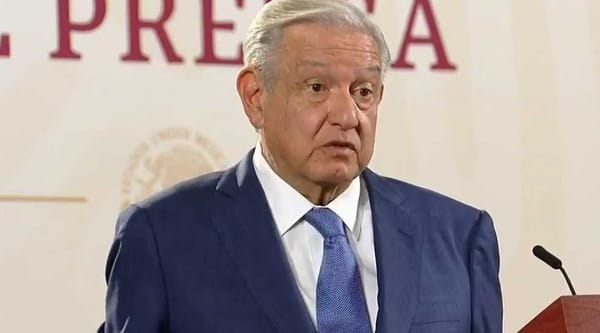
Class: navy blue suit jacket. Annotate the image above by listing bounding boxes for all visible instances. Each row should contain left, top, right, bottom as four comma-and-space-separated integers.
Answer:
100, 150, 502, 332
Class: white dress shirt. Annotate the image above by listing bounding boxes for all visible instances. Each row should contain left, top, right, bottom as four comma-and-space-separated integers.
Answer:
252, 144, 379, 330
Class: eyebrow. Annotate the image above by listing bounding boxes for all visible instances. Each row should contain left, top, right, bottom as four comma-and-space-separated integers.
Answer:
296, 61, 382, 75
365, 65, 382, 74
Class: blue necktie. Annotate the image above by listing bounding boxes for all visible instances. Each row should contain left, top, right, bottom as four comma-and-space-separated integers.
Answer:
304, 207, 372, 333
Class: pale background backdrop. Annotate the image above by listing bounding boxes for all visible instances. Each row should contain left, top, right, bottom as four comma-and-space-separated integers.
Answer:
1, 0, 598, 331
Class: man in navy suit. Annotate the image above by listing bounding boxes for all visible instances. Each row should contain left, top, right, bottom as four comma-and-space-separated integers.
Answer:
100, 0, 502, 332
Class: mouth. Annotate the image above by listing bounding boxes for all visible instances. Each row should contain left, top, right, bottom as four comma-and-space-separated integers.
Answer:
323, 141, 357, 152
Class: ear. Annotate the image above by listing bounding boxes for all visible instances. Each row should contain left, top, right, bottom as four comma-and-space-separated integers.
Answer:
236, 66, 265, 130
378, 83, 385, 103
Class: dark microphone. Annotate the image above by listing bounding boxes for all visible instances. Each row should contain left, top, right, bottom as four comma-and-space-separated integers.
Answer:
532, 245, 577, 296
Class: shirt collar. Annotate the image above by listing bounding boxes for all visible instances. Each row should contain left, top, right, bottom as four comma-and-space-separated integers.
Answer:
252, 143, 362, 238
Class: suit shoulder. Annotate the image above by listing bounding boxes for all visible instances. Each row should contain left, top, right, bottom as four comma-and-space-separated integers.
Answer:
373, 173, 484, 220
135, 170, 225, 212
369, 172, 496, 253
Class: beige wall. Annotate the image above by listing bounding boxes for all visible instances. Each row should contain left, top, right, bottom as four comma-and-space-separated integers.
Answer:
1, 0, 599, 331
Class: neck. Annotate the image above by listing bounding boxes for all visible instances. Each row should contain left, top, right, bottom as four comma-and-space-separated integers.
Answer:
270, 161, 352, 206
293, 178, 351, 206
260, 144, 352, 206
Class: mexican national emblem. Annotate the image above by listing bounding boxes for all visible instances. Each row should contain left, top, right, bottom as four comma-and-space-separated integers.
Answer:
120, 127, 226, 209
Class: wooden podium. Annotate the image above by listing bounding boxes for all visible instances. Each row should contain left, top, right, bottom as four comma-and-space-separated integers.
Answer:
519, 295, 600, 332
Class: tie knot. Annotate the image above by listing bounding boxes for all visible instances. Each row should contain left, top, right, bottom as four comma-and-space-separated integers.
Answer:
303, 207, 345, 239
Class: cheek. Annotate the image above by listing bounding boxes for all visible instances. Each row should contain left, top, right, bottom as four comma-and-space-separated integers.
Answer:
274, 106, 324, 155
357, 111, 378, 159
288, 104, 326, 141
359, 110, 377, 141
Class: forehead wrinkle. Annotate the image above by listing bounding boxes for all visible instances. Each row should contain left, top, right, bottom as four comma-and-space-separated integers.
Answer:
295, 60, 327, 72
293, 60, 382, 79
287, 46, 380, 60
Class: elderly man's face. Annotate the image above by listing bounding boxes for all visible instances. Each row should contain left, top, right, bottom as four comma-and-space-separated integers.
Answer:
246, 23, 384, 190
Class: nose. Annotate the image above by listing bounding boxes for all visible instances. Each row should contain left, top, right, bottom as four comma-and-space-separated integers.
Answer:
326, 89, 359, 130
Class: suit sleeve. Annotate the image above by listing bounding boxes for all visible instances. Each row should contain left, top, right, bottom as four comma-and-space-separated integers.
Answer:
102, 205, 169, 333
469, 211, 503, 333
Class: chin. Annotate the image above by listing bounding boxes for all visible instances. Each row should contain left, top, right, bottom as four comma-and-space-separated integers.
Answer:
311, 165, 359, 186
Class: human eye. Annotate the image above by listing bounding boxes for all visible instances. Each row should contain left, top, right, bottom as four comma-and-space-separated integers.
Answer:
357, 87, 373, 97
303, 81, 329, 102
307, 82, 327, 94
352, 83, 376, 108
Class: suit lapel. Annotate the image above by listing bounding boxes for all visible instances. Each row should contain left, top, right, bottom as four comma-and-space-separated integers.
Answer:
211, 151, 316, 333
363, 170, 423, 333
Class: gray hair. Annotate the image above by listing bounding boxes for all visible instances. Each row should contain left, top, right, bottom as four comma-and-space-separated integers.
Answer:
243, 0, 391, 86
